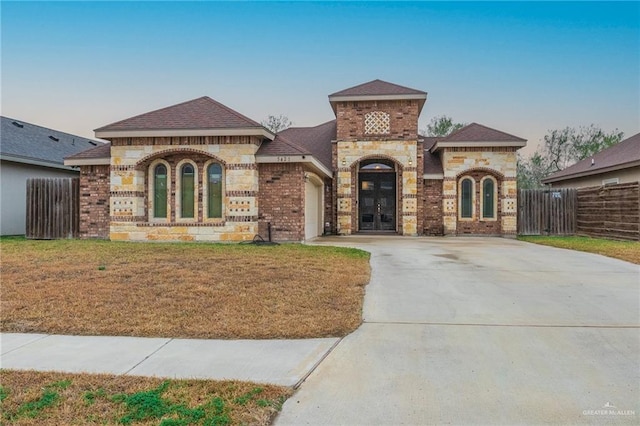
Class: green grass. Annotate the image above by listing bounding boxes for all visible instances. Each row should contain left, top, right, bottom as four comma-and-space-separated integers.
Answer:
1, 370, 291, 426
518, 235, 640, 264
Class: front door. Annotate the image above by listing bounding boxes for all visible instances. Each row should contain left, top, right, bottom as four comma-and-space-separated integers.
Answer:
359, 172, 396, 231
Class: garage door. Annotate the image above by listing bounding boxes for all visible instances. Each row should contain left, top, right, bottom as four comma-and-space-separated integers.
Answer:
305, 178, 322, 240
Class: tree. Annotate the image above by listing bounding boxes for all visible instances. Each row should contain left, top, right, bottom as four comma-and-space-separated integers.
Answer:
517, 125, 624, 189
261, 114, 292, 133
422, 115, 466, 137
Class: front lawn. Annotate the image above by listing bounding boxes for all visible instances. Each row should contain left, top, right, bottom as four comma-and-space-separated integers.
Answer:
517, 235, 640, 264
0, 370, 291, 425
0, 238, 370, 339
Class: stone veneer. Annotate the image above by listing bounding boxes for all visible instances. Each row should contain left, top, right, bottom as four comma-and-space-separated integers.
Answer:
108, 136, 261, 242
440, 147, 518, 235
333, 99, 422, 236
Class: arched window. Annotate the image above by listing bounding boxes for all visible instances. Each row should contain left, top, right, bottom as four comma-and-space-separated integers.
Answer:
207, 163, 223, 218
181, 164, 195, 218
460, 178, 473, 219
482, 178, 495, 219
153, 164, 168, 218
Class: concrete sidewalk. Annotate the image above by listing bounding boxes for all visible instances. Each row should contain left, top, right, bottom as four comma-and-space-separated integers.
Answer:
0, 333, 339, 387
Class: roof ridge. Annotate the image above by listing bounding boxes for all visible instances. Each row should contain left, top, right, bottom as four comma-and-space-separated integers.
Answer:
94, 96, 211, 131
200, 96, 263, 128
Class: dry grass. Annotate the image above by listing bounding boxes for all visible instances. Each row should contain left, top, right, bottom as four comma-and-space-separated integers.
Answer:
518, 235, 640, 264
0, 370, 291, 425
0, 238, 370, 339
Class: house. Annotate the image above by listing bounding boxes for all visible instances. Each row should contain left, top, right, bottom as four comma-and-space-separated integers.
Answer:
0, 116, 103, 235
542, 132, 640, 188
64, 79, 526, 242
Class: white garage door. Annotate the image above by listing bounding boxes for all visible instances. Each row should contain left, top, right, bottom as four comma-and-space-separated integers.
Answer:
305, 178, 322, 240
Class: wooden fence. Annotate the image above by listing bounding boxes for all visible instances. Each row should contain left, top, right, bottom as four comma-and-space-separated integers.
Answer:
26, 178, 80, 239
518, 188, 577, 235
576, 182, 639, 241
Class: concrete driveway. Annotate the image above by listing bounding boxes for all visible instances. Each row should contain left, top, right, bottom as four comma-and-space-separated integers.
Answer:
276, 237, 639, 425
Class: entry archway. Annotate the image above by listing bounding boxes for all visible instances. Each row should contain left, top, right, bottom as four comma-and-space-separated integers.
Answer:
358, 159, 397, 232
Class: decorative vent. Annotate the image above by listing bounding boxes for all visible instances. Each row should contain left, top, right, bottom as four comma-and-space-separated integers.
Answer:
364, 111, 390, 135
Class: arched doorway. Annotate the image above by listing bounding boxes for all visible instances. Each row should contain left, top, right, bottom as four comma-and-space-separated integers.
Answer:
358, 159, 396, 231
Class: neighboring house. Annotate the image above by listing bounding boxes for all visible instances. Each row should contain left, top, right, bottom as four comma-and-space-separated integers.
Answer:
542, 132, 640, 188
65, 79, 526, 242
0, 116, 103, 235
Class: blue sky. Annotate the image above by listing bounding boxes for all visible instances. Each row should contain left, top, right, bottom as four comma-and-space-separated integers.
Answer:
2, 1, 638, 155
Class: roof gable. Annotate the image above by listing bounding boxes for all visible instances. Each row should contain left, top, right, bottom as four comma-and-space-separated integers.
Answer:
1, 116, 103, 168
543, 132, 640, 183
444, 123, 527, 142
329, 79, 427, 97
94, 96, 274, 139
257, 121, 336, 171
430, 123, 526, 151
328, 79, 427, 115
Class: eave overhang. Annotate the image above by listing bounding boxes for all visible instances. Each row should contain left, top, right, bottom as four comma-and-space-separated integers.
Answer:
431, 140, 527, 152
329, 93, 427, 114
95, 127, 276, 140
256, 155, 332, 178
542, 160, 640, 184
1, 154, 79, 171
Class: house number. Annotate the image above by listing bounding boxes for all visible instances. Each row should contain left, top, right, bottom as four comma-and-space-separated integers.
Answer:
277, 156, 291, 162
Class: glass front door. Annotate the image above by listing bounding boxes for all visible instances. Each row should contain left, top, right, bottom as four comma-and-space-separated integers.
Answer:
359, 172, 396, 231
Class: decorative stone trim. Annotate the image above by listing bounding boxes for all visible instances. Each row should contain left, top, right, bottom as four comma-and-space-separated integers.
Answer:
110, 191, 145, 198
135, 222, 227, 227
364, 111, 391, 135
226, 215, 258, 222
455, 167, 505, 179
111, 165, 136, 171
226, 163, 257, 170
226, 190, 257, 197
135, 148, 226, 167
111, 216, 147, 222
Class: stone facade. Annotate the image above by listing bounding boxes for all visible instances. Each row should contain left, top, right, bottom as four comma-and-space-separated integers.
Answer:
108, 136, 261, 242
71, 80, 525, 241
440, 147, 518, 235
333, 99, 422, 236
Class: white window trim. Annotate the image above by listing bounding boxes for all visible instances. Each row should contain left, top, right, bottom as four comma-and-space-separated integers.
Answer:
176, 159, 199, 222
202, 159, 225, 222
480, 176, 498, 221
148, 159, 171, 222
458, 176, 475, 221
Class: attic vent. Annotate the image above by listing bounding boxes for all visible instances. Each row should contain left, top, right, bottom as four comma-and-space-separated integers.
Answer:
49, 136, 60, 142
88, 141, 97, 146
11, 121, 24, 128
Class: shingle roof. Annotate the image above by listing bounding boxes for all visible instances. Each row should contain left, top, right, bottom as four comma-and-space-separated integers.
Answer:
419, 137, 443, 175
1, 116, 104, 167
542, 132, 640, 183
443, 123, 527, 142
329, 79, 427, 97
95, 96, 264, 132
257, 120, 336, 170
65, 142, 111, 160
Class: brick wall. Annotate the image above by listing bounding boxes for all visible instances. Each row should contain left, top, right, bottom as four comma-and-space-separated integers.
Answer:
79, 165, 110, 239
335, 100, 420, 141
424, 179, 444, 235
258, 163, 305, 242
